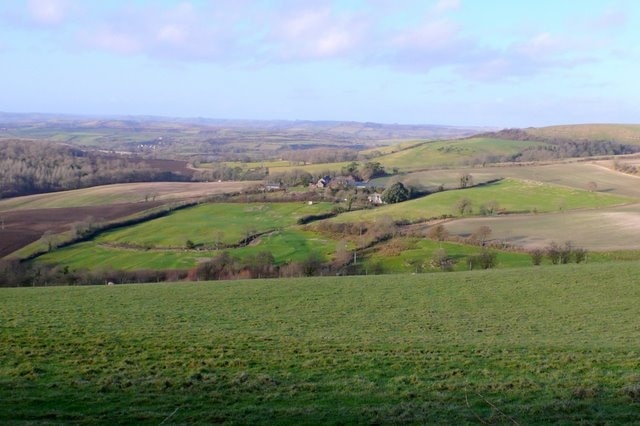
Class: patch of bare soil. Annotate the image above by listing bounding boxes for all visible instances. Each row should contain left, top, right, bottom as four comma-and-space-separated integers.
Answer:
0, 202, 161, 258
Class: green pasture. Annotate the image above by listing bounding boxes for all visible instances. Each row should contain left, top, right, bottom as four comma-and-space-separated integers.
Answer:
334, 178, 632, 223
527, 123, 640, 145
2, 263, 640, 423
363, 238, 532, 273
98, 202, 335, 248
266, 160, 353, 176
36, 228, 336, 270
375, 138, 548, 171
257, 138, 547, 177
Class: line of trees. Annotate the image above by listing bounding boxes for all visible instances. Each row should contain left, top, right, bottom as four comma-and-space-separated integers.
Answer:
529, 241, 587, 265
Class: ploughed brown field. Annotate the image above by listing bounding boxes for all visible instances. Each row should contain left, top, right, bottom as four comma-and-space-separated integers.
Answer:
0, 202, 160, 258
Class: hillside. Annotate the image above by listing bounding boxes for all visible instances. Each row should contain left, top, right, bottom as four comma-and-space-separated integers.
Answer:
2, 263, 639, 423
526, 123, 640, 145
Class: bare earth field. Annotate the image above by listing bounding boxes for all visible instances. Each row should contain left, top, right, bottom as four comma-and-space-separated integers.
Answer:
443, 202, 640, 250
0, 203, 163, 258
0, 181, 259, 258
0, 181, 258, 211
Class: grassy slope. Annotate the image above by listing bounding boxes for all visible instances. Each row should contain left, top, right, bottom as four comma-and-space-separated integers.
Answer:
262, 138, 546, 176
96, 202, 335, 248
36, 229, 336, 270
2, 263, 640, 424
364, 238, 532, 273
376, 137, 547, 171
334, 178, 632, 223
526, 123, 640, 145
36, 202, 339, 270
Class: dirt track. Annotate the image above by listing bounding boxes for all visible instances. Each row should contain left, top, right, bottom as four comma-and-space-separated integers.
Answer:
0, 202, 160, 258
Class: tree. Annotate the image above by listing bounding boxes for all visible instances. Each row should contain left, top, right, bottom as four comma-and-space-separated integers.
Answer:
41, 230, 59, 252
468, 249, 497, 269
546, 241, 561, 264
479, 200, 499, 215
427, 224, 449, 241
454, 198, 473, 215
470, 225, 492, 246
587, 181, 598, 192
559, 241, 573, 264
381, 182, 410, 204
359, 162, 385, 181
459, 173, 473, 188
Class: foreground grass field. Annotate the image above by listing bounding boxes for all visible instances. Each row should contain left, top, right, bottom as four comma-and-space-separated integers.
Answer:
2, 263, 640, 423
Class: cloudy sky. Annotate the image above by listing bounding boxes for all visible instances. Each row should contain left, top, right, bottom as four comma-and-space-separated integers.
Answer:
1, 0, 639, 127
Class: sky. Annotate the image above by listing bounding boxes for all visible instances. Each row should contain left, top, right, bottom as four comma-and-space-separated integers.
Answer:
1, 0, 639, 127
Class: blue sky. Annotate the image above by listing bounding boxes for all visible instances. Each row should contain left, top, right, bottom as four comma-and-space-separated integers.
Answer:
1, 0, 639, 127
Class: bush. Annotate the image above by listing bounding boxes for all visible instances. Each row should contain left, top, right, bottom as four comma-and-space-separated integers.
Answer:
529, 248, 544, 265
430, 249, 455, 272
468, 250, 497, 269
381, 182, 410, 204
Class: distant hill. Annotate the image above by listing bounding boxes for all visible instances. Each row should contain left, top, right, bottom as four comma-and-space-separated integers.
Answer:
524, 123, 640, 146
0, 112, 490, 149
482, 123, 640, 146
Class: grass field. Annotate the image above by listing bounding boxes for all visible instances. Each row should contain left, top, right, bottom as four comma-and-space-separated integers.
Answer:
363, 238, 532, 273
374, 137, 548, 171
0, 181, 257, 211
334, 178, 632, 223
97, 202, 335, 248
36, 228, 337, 270
526, 123, 640, 145
2, 263, 640, 423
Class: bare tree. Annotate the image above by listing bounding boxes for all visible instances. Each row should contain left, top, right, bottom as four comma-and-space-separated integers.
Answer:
470, 225, 492, 246
459, 173, 473, 188
427, 224, 449, 241
454, 198, 473, 215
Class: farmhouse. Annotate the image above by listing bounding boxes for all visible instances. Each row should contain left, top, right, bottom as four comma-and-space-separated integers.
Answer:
368, 193, 384, 204
316, 176, 331, 188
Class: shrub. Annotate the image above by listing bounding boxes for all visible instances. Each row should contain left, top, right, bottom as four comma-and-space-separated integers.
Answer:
430, 248, 455, 272
468, 250, 497, 270
529, 248, 544, 265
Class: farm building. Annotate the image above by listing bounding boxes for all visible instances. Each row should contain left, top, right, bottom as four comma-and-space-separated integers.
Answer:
368, 193, 384, 204
316, 176, 331, 188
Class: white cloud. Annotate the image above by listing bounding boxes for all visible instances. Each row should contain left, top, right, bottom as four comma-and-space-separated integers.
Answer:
269, 6, 367, 60
433, 0, 460, 14
27, 0, 69, 25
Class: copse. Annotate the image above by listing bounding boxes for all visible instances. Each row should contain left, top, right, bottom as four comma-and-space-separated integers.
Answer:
381, 182, 410, 204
